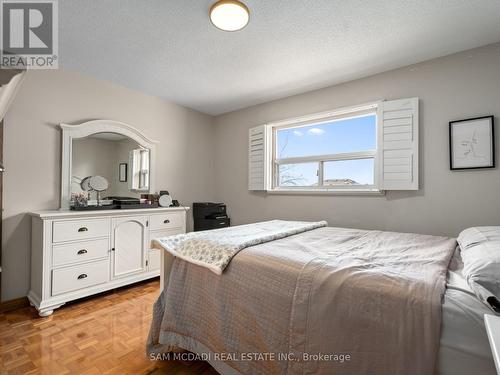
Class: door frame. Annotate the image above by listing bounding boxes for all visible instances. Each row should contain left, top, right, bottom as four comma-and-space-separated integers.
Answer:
0, 70, 26, 301
0, 120, 3, 296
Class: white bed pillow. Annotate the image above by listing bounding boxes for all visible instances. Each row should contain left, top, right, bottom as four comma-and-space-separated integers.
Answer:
458, 226, 500, 249
458, 227, 500, 313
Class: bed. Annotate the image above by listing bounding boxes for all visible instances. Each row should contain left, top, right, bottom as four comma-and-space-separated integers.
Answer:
147, 222, 497, 375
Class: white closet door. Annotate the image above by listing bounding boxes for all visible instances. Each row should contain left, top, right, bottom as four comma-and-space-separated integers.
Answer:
111, 216, 148, 278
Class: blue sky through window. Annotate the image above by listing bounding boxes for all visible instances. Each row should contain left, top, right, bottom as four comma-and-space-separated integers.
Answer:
277, 114, 376, 158
276, 114, 376, 186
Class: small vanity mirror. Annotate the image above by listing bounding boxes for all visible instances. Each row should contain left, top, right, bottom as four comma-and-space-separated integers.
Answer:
61, 120, 157, 210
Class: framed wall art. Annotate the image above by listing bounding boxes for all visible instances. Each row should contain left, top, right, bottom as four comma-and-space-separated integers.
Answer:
449, 116, 495, 170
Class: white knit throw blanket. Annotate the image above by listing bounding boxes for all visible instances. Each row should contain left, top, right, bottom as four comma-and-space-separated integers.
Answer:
153, 220, 328, 274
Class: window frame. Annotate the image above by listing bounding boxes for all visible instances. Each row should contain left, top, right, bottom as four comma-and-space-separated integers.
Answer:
269, 103, 381, 194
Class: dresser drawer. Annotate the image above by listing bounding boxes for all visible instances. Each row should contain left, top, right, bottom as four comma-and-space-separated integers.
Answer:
52, 238, 109, 267
52, 260, 109, 296
149, 212, 183, 231
53, 218, 109, 243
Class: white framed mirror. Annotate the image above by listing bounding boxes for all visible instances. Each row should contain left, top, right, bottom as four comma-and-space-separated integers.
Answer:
60, 120, 158, 210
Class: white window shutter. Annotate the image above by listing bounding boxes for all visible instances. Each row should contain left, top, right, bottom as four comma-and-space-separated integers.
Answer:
377, 98, 419, 190
248, 124, 269, 191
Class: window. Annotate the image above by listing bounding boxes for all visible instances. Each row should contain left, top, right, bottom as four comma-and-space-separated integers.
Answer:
248, 98, 419, 193
272, 110, 378, 191
129, 148, 150, 191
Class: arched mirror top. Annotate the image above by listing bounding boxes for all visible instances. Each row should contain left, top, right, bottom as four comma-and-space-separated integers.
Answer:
60, 120, 158, 147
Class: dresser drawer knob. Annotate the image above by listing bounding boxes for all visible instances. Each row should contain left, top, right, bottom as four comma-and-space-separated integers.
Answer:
163, 219, 170, 224
77, 274, 88, 280
77, 249, 88, 255
78, 227, 88, 232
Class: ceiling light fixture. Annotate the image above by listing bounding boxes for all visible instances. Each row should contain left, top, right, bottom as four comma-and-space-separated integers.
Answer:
209, 0, 249, 32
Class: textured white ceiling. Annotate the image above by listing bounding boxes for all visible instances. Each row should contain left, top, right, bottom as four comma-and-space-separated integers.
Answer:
60, 0, 500, 115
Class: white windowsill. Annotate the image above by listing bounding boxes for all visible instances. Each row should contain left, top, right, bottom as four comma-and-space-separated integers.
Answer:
267, 188, 385, 196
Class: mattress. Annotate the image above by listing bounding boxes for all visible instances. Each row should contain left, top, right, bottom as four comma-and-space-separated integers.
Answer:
437, 248, 496, 375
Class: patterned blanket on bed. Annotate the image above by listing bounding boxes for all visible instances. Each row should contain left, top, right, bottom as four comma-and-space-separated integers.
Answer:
152, 220, 327, 274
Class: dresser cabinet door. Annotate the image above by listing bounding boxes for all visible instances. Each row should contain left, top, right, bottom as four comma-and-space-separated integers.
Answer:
111, 216, 148, 278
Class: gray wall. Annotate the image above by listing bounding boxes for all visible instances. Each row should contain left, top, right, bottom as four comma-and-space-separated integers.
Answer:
2, 70, 215, 301
213, 43, 500, 238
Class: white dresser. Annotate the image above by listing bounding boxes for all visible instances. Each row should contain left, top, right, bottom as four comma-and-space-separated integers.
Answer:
28, 207, 188, 316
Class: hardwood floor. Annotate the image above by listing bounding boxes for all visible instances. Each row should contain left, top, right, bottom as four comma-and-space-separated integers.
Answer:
0, 279, 219, 375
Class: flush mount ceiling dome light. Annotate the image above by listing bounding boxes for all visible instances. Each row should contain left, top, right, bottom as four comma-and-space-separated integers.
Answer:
210, 0, 249, 32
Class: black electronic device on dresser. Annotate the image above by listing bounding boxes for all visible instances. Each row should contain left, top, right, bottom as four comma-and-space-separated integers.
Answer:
193, 202, 230, 231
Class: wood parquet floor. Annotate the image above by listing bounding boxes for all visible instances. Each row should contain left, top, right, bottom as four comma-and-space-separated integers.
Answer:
0, 279, 219, 375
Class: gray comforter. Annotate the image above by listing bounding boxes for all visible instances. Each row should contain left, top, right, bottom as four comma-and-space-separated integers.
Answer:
147, 226, 456, 375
